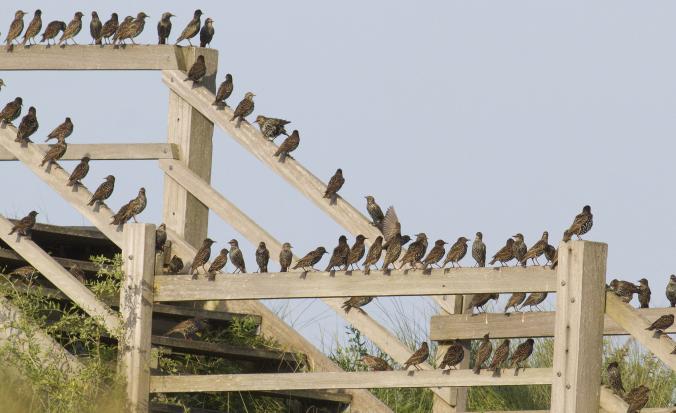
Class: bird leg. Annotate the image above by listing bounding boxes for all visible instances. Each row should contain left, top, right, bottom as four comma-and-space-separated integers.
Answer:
188, 39, 193, 46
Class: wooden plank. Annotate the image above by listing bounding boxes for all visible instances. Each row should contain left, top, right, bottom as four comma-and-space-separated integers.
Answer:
0, 125, 124, 247
120, 224, 156, 413
0, 144, 177, 161
0, 45, 217, 71
0, 246, 100, 273
152, 304, 261, 325
0, 214, 119, 333
605, 291, 676, 370
430, 307, 676, 340
551, 241, 608, 413
599, 387, 674, 413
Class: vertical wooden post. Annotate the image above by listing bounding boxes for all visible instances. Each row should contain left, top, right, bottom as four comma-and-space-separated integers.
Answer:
120, 223, 156, 413
551, 240, 607, 413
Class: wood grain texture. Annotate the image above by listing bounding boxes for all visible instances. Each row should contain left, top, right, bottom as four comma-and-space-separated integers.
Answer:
433, 294, 467, 413
0, 143, 177, 161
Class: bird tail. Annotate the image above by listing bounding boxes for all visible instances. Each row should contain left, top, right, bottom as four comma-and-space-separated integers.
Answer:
87, 199, 95, 206
341, 304, 351, 313
8, 227, 16, 235
473, 365, 481, 374
67, 180, 74, 187
489, 258, 497, 265
159, 38, 166, 45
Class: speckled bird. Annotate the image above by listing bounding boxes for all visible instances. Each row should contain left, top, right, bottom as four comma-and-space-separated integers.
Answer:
637, 278, 651, 309
0, 97, 23, 126
341, 296, 373, 314
112, 16, 134, 44
668, 274, 676, 307
67, 156, 90, 186
254, 115, 290, 141
439, 340, 464, 371
231, 92, 255, 127
646, 314, 674, 333
606, 361, 625, 396
361, 354, 392, 371
114, 12, 149, 45
10, 265, 39, 278
88, 175, 115, 206
98, 13, 118, 44
400, 233, 428, 270
624, 385, 650, 413
157, 12, 174, 45
489, 238, 515, 266
543, 244, 556, 266
292, 247, 328, 271
422, 239, 446, 269
5, 10, 26, 51
15, 106, 38, 143
207, 248, 228, 281
190, 238, 215, 277
185, 55, 206, 83
474, 334, 493, 374
9, 210, 37, 236
40, 137, 67, 167
200, 17, 214, 47
364, 195, 385, 231
362, 235, 383, 274
274, 129, 300, 162
512, 233, 527, 267
45, 117, 73, 142
549, 230, 572, 270
522, 292, 548, 310
382, 232, 403, 272
609, 279, 639, 303
175, 9, 203, 46
347, 235, 367, 270
442, 236, 469, 268
58, 12, 84, 46
213, 74, 233, 107
402, 342, 429, 370
325, 235, 350, 271
323, 168, 345, 203
472, 231, 486, 267
279, 242, 293, 272
504, 292, 527, 313
110, 188, 147, 225
90, 12, 102, 45
489, 339, 511, 372
168, 255, 184, 275
229, 239, 246, 273
165, 317, 209, 339
509, 338, 534, 369
568, 205, 593, 240
465, 293, 499, 314
521, 231, 548, 266
256, 242, 270, 273
381, 206, 406, 250
41, 20, 66, 45
21, 10, 41, 46
69, 264, 86, 284
155, 223, 167, 251
0, 79, 5, 91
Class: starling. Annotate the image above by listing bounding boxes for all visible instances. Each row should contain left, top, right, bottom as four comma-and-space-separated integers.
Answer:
254, 115, 290, 141
58, 12, 84, 46
41, 21, 66, 45
279, 242, 293, 272
199, 17, 214, 47
256, 241, 270, 273
465, 293, 499, 314
21, 10, 41, 46
99, 13, 119, 44
207, 248, 228, 280
345, 234, 367, 271
606, 361, 625, 396
5, 10, 26, 51
489, 339, 511, 372
512, 233, 527, 267
112, 16, 134, 45
9, 210, 37, 236
568, 205, 593, 240
637, 278, 650, 309
472, 232, 486, 267
365, 195, 385, 230
402, 342, 429, 370
489, 238, 515, 266
522, 292, 548, 310
543, 244, 556, 266
190, 238, 215, 277
168, 255, 184, 274
110, 187, 147, 225
645, 314, 674, 332
40, 137, 67, 167
341, 296, 373, 313
381, 206, 408, 250
213, 74, 233, 107
326, 235, 350, 271
624, 385, 650, 413
400, 233, 428, 270
88, 175, 115, 206
229, 239, 246, 273
185, 55, 206, 83
323, 168, 345, 202
274, 129, 300, 162
422, 239, 447, 269
164, 317, 209, 339
292, 247, 328, 271
230, 92, 255, 127
360, 354, 392, 371
667, 274, 676, 307
473, 334, 493, 374
0, 79, 4, 91
69, 264, 86, 284
15, 106, 38, 143
10, 265, 39, 278
0, 97, 23, 126
90, 12, 102, 45
504, 292, 527, 313
439, 340, 465, 371
362, 235, 384, 274
175, 9, 203, 46
550, 230, 572, 270
66, 156, 90, 186
155, 223, 167, 251
521, 231, 548, 266
609, 279, 640, 303
509, 338, 534, 369
114, 12, 149, 45
382, 232, 403, 272
45, 117, 73, 142
157, 12, 174, 45
442, 236, 469, 268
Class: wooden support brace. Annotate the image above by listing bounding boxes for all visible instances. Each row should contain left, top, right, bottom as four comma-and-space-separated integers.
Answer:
0, 143, 178, 161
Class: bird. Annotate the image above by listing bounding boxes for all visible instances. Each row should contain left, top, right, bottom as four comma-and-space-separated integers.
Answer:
422, 239, 447, 269
365, 196, 385, 231
382, 232, 403, 272
509, 338, 534, 369
402, 342, 429, 370
229, 239, 246, 273
167, 255, 184, 275
568, 205, 593, 239
346, 235, 367, 270
176, 9, 203, 46
254, 115, 290, 141
543, 244, 556, 266
522, 292, 548, 310
292, 247, 328, 271
9, 210, 37, 236
199, 17, 214, 47
41, 20, 66, 45
360, 354, 392, 371
512, 233, 527, 267
442, 236, 469, 268
58, 12, 84, 46
279, 242, 293, 272
521, 231, 548, 266
164, 317, 209, 339
40, 137, 67, 167
362, 235, 384, 274
439, 340, 465, 372
21, 9, 41, 46
114, 12, 149, 45
550, 230, 572, 269
325, 235, 350, 271
207, 248, 228, 281
341, 296, 373, 314
15, 106, 38, 143
45, 117, 73, 142
637, 278, 650, 309
230, 92, 255, 127
504, 292, 527, 313
155, 223, 167, 252
645, 314, 673, 333
157, 12, 174, 45
5, 10, 26, 52
606, 361, 625, 396
90, 11, 102, 45
98, 13, 119, 44
474, 334, 493, 374
624, 385, 650, 413
489, 339, 511, 372
256, 242, 270, 273
0, 97, 23, 126
110, 188, 147, 225
666, 274, 675, 307
489, 238, 515, 266
274, 129, 300, 162
609, 279, 640, 303
381, 206, 409, 250
213, 74, 233, 107
0, 79, 4, 91
190, 238, 215, 278
88, 175, 115, 206
400, 233, 428, 270
67, 156, 90, 186
472, 232, 486, 267
185, 55, 206, 83
10, 265, 39, 279
465, 293, 499, 314
323, 169, 345, 203
69, 264, 86, 284
111, 16, 134, 45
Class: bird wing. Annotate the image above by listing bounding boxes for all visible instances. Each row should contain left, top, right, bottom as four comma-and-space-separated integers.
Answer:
7, 19, 23, 41
381, 206, 401, 243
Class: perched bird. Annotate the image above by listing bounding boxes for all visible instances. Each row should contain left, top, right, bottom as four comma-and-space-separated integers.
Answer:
110, 188, 147, 225
164, 317, 209, 339
400, 233, 428, 270
341, 296, 373, 314
98, 13, 119, 44
279, 242, 293, 272
168, 255, 184, 275
114, 12, 149, 45
521, 231, 548, 266
274, 129, 300, 162
512, 233, 527, 267
292, 247, 328, 271
439, 340, 464, 371
422, 239, 447, 269
15, 106, 38, 143
254, 115, 290, 141
402, 342, 429, 370
45, 117, 73, 142
111, 16, 134, 44
382, 232, 403, 272
40, 137, 67, 167
624, 385, 650, 413
442, 236, 469, 268
522, 292, 548, 310
362, 235, 384, 274
5, 10, 26, 51
465, 293, 499, 314
489, 238, 515, 266
185, 55, 206, 83
568, 205, 593, 239
207, 248, 228, 281
360, 354, 392, 371
230, 92, 255, 127
325, 235, 350, 271
645, 314, 674, 333
66, 156, 90, 186
472, 231, 486, 267
550, 230, 572, 270
155, 223, 167, 251
213, 74, 233, 107
88, 175, 115, 206
9, 210, 37, 236
10, 265, 39, 279
381, 206, 409, 250
504, 292, 527, 313
323, 168, 345, 202
666, 274, 675, 307
199, 17, 214, 47
189, 238, 215, 277
90, 11, 102, 45
256, 241, 270, 273
489, 339, 511, 372
0, 97, 23, 126
609, 279, 640, 303
41, 21, 66, 45
473, 334, 493, 374
346, 235, 367, 270
606, 361, 625, 396
21, 9, 41, 46
229, 239, 246, 273
175, 9, 203, 46
543, 244, 556, 266
637, 278, 651, 309
365, 196, 385, 231
157, 12, 174, 45
509, 338, 534, 369
58, 12, 84, 46
69, 264, 86, 284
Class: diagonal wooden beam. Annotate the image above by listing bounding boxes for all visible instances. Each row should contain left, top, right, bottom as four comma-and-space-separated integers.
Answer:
0, 143, 178, 161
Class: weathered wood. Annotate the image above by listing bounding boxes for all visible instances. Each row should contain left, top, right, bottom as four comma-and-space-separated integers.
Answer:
605, 291, 676, 370
551, 241, 608, 413
0, 246, 100, 273
433, 295, 468, 413
151, 304, 261, 325
120, 224, 156, 413
0, 143, 177, 161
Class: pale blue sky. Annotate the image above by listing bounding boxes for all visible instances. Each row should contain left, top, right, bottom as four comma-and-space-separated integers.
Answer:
2, 1, 675, 348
